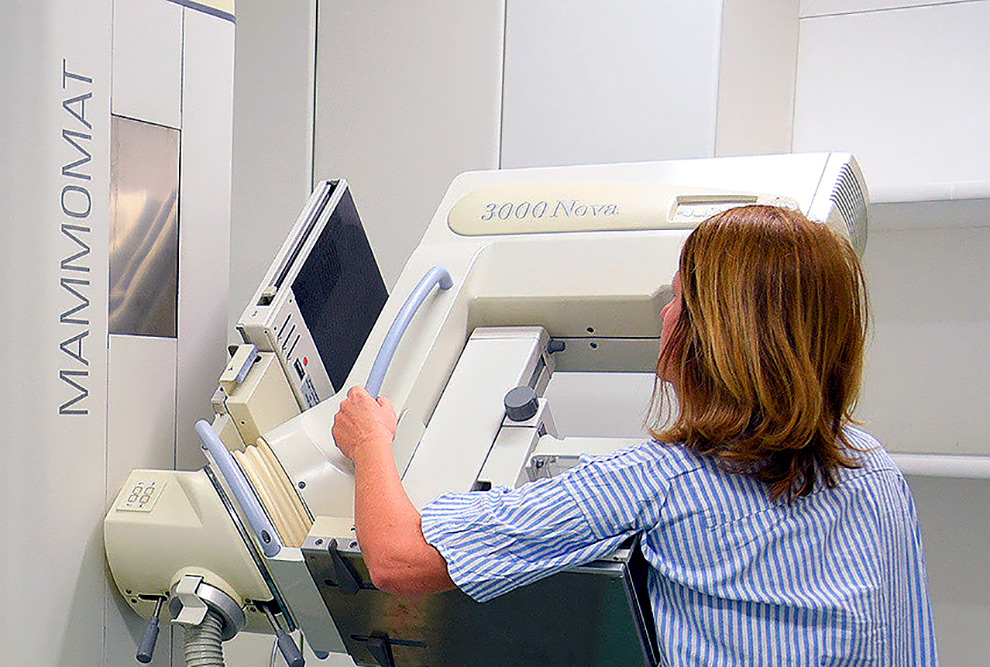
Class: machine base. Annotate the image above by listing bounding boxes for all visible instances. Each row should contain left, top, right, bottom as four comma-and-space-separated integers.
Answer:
301, 535, 658, 667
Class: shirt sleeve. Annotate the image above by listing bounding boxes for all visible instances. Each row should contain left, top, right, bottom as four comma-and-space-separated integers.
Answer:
420, 441, 671, 603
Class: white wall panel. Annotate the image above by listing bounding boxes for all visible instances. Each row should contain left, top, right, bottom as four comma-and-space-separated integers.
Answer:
314, 0, 505, 286
0, 3, 112, 666
229, 0, 317, 339
715, 0, 798, 156
105, 336, 177, 500
105, 335, 177, 666
867, 196, 990, 232
176, 8, 234, 469
905, 475, 990, 665
111, 0, 182, 128
860, 226, 990, 456
794, 2, 990, 202
500, 0, 722, 169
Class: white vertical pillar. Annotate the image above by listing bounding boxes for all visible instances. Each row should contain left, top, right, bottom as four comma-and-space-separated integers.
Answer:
313, 0, 505, 286
229, 0, 318, 339
175, 7, 235, 470
111, 0, 183, 129
0, 2, 111, 665
715, 0, 799, 156
104, 4, 185, 663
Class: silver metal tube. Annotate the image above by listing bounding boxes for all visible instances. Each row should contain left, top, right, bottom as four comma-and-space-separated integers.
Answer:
891, 453, 990, 480
195, 419, 283, 557
365, 265, 453, 398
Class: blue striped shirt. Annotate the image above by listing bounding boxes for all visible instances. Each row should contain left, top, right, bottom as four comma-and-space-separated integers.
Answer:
421, 427, 937, 665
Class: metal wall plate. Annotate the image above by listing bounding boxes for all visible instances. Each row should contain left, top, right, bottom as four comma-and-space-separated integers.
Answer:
302, 538, 658, 667
109, 115, 180, 338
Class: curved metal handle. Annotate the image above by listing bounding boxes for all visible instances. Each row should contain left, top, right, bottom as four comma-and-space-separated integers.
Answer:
195, 420, 283, 557
365, 265, 453, 398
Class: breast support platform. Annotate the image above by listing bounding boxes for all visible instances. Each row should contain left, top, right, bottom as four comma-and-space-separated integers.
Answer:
104, 153, 869, 666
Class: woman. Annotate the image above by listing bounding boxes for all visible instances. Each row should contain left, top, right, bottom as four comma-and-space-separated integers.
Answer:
332, 205, 937, 665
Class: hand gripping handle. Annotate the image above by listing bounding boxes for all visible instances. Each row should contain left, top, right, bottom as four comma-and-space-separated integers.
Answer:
195, 419, 283, 557
194, 267, 453, 557
365, 266, 453, 398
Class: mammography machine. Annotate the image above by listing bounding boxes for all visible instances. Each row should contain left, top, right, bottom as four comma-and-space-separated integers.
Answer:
104, 153, 869, 666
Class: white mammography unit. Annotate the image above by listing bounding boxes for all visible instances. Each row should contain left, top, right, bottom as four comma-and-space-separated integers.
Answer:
104, 153, 868, 666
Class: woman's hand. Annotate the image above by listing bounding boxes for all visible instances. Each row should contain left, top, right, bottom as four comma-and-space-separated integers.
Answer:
332, 386, 398, 464
334, 386, 455, 596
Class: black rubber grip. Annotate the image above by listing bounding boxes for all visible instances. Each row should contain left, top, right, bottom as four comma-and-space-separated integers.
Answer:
277, 631, 305, 667
136, 617, 160, 663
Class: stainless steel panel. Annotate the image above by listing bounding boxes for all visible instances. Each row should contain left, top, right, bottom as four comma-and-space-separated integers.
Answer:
109, 115, 179, 337
302, 538, 658, 667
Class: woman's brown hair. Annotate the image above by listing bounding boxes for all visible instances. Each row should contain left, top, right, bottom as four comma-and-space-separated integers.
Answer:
650, 205, 869, 501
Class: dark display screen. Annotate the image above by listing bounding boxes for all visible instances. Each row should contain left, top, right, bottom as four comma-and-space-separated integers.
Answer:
292, 186, 388, 391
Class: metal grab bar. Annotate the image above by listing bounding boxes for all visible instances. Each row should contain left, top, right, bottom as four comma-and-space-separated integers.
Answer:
195, 419, 283, 557
365, 265, 453, 398
891, 453, 990, 480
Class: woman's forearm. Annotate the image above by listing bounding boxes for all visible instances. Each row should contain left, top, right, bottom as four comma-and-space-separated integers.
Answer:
352, 437, 420, 567
352, 435, 454, 595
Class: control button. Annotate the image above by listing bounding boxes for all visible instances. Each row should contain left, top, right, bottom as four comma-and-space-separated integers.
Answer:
119, 479, 166, 512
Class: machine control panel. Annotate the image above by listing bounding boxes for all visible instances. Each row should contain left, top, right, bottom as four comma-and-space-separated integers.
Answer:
116, 477, 167, 513
668, 194, 799, 223
670, 196, 757, 221
238, 181, 388, 411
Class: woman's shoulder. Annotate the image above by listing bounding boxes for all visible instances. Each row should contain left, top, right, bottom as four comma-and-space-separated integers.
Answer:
597, 438, 711, 480
577, 428, 901, 499
572, 438, 707, 485
840, 425, 901, 475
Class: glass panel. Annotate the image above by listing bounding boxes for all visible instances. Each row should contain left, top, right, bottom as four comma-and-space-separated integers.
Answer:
109, 116, 179, 337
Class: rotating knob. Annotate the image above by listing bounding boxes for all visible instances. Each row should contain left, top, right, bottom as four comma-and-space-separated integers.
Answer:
504, 386, 539, 422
